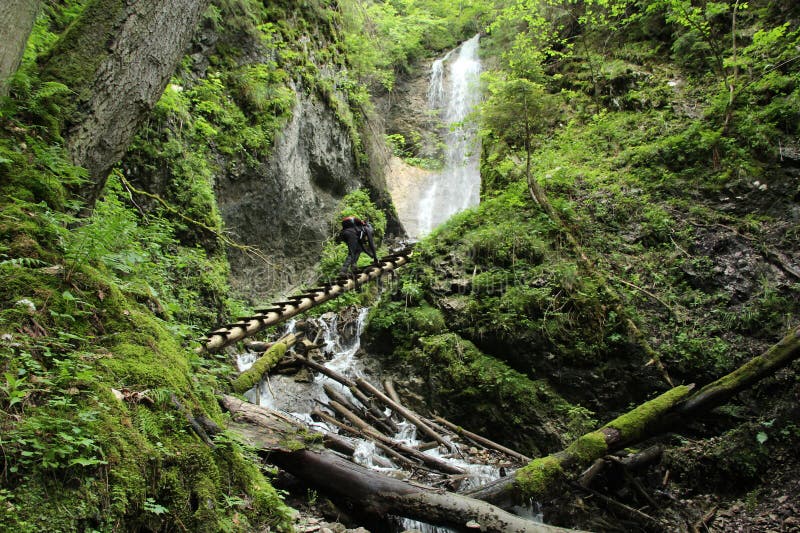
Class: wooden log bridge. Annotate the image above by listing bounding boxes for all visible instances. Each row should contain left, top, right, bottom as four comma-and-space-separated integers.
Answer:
198, 247, 413, 353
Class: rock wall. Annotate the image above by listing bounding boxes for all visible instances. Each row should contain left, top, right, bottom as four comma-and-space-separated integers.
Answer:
217, 86, 390, 303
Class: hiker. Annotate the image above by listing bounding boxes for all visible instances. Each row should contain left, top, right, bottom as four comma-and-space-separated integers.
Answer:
338, 215, 365, 276
360, 217, 379, 266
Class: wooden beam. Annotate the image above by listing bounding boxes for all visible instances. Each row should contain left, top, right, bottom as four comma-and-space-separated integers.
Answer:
199, 249, 412, 353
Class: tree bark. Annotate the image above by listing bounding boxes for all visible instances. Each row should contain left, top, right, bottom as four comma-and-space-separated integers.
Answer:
0, 0, 40, 97
433, 415, 531, 463
38, 0, 210, 207
324, 400, 466, 475
271, 449, 578, 533
673, 323, 800, 415
221, 395, 579, 533
465, 385, 694, 507
311, 408, 412, 469
311, 409, 464, 475
356, 377, 453, 451
467, 323, 800, 507
231, 333, 298, 394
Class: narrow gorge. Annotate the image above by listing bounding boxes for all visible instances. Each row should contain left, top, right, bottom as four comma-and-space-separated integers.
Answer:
1, 1, 798, 532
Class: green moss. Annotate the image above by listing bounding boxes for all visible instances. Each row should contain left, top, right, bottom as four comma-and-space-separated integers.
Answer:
607, 385, 693, 442
232, 341, 288, 393
397, 333, 592, 453
565, 430, 608, 464
281, 437, 308, 452
38, 0, 128, 133
407, 304, 447, 335
515, 456, 564, 498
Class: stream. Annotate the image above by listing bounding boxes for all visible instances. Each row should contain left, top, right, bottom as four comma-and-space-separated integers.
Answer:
236, 308, 540, 531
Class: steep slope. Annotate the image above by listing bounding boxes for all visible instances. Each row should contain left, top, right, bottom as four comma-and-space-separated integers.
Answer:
0, 0, 403, 530
122, 0, 399, 303
366, 0, 800, 529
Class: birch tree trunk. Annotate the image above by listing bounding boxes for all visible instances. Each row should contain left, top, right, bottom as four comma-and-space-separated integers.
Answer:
0, 0, 40, 97
38, 0, 210, 208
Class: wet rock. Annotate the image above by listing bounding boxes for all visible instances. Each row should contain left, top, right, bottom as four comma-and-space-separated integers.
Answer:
294, 367, 313, 383
245, 341, 270, 352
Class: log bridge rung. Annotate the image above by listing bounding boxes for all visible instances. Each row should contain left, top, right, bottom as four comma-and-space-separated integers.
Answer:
254, 307, 284, 314
198, 246, 413, 353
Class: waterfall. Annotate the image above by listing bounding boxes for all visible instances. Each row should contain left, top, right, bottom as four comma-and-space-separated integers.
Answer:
416, 34, 482, 236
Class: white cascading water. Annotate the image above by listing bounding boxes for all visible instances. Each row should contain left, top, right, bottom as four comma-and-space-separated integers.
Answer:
235, 307, 527, 532
416, 34, 482, 236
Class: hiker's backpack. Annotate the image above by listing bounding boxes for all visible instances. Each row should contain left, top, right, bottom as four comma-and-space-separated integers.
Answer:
341, 216, 365, 239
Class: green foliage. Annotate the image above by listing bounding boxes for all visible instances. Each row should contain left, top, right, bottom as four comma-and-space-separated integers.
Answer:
480, 75, 560, 189
335, 188, 387, 240
0, 6, 297, 529
339, 0, 491, 90
402, 333, 592, 453
231, 63, 295, 117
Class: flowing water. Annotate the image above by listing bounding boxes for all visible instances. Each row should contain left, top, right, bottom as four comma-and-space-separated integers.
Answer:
415, 34, 482, 237
235, 307, 526, 531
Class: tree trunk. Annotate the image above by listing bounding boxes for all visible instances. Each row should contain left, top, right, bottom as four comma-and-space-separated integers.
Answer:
674, 323, 800, 415
467, 324, 800, 507
433, 415, 531, 463
0, 0, 40, 97
221, 395, 579, 533
231, 333, 298, 394
271, 449, 578, 533
356, 377, 453, 450
38, 0, 210, 207
465, 385, 694, 507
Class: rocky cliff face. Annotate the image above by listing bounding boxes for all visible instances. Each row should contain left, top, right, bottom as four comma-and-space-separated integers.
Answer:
120, 5, 400, 305
217, 86, 367, 301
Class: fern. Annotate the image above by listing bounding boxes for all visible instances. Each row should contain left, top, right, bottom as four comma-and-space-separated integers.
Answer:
134, 407, 161, 438
21, 81, 74, 135
0, 255, 49, 269
149, 388, 173, 407
31, 81, 71, 103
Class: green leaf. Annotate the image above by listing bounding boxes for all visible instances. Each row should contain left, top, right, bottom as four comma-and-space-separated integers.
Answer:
68, 457, 107, 467
756, 431, 768, 444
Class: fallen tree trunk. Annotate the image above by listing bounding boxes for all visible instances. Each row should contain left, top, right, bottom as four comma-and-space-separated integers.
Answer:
323, 384, 396, 436
231, 333, 298, 394
270, 448, 579, 533
673, 323, 800, 415
465, 385, 694, 507
356, 378, 453, 451
298, 355, 402, 436
324, 401, 465, 475
221, 395, 579, 532
311, 407, 416, 469
467, 323, 800, 507
433, 415, 532, 463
